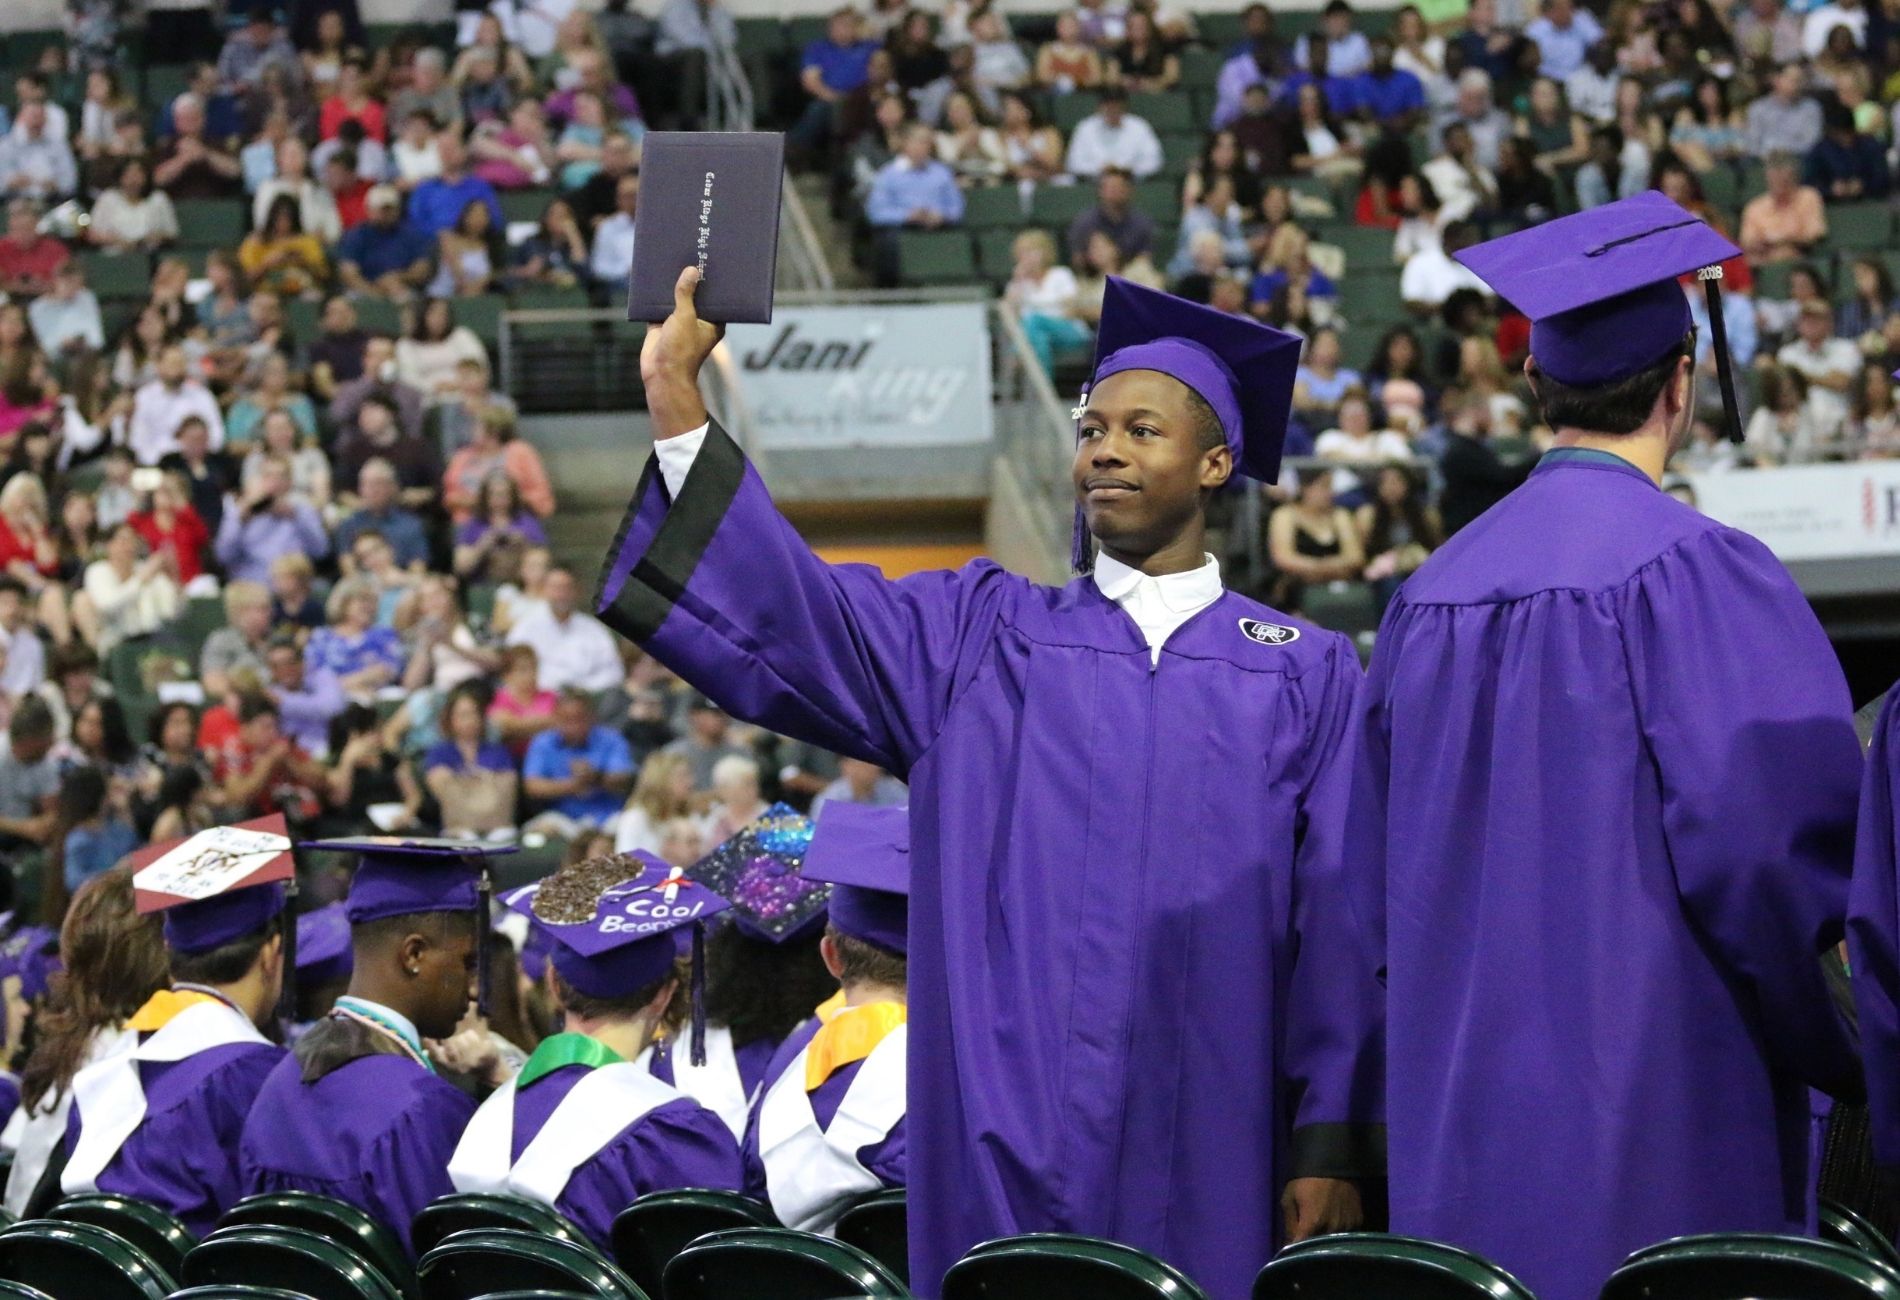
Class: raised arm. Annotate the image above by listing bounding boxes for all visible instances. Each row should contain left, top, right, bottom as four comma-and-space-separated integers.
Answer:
599, 269, 1013, 777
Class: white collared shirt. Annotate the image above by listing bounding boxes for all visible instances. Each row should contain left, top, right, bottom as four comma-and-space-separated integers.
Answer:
655, 428, 1222, 665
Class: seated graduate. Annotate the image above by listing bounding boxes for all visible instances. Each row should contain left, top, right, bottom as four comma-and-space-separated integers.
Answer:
746, 803, 909, 1234
447, 851, 746, 1248
238, 838, 516, 1258
61, 817, 294, 1238
290, 902, 353, 1041
640, 806, 836, 1141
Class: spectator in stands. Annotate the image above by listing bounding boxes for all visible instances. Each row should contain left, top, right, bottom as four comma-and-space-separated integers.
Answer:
241, 410, 332, 515
545, 50, 641, 132
397, 298, 488, 398
1420, 122, 1496, 222
471, 100, 556, 190
1517, 76, 1587, 171
252, 137, 341, 243
1250, 224, 1335, 316
1172, 177, 1250, 277
652, 0, 737, 131
611, 750, 692, 854
1267, 469, 1365, 612
241, 108, 293, 194
432, 356, 516, 459
124, 472, 209, 589
0, 576, 45, 714
864, 124, 964, 286
1400, 217, 1484, 315
336, 186, 435, 302
487, 642, 554, 757
335, 459, 430, 572
332, 336, 426, 444
1038, 12, 1107, 96
1065, 85, 1162, 179
1572, 124, 1641, 208
888, 11, 948, 95
1745, 363, 1823, 464
391, 110, 444, 189
0, 104, 74, 206
811, 756, 905, 811
1777, 299, 1859, 440
1291, 326, 1362, 423
27, 264, 102, 368
1734, 0, 1804, 67
1005, 230, 1086, 375
0, 202, 63, 303
1837, 256, 1897, 345
306, 298, 368, 405
508, 198, 589, 290
1065, 167, 1153, 272
791, 8, 880, 165
86, 160, 178, 254
1740, 151, 1827, 263
153, 94, 243, 199
424, 683, 519, 838
213, 692, 325, 824
214, 453, 329, 585
566, 131, 638, 232
1803, 0, 1868, 55
443, 404, 552, 528
1318, 394, 1416, 468
453, 474, 548, 584
1490, 136, 1557, 225
1848, 365, 1900, 457
305, 574, 403, 696
1744, 63, 1822, 159
1295, 0, 1372, 77
227, 353, 318, 446
1438, 393, 1527, 534
1524, 0, 1603, 79
1358, 34, 1427, 137
1108, 10, 1178, 92
588, 172, 640, 290
971, 10, 1032, 96
428, 198, 501, 298
1288, 81, 1363, 187
218, 3, 302, 98
409, 131, 502, 237
935, 92, 1006, 185
505, 564, 621, 695
656, 694, 741, 792
1434, 68, 1509, 171
78, 524, 180, 655
1212, 26, 1280, 132
197, 581, 270, 702
390, 49, 462, 136
1805, 100, 1890, 200
302, 9, 365, 93
456, 46, 513, 126
523, 688, 635, 836
238, 194, 330, 300
127, 346, 223, 467
262, 635, 346, 758
335, 397, 441, 516
1669, 75, 1745, 174
700, 753, 770, 844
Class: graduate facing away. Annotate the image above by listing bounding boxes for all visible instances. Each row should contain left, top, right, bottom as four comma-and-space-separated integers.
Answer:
1346, 192, 1864, 1300
601, 269, 1384, 1300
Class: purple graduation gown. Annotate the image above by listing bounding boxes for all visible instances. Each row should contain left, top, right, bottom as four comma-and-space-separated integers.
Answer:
504, 1063, 747, 1249
1849, 688, 1900, 1172
67, 1041, 284, 1238
237, 1017, 477, 1258
740, 1018, 906, 1201
597, 422, 1382, 1300
646, 1033, 781, 1099
1347, 451, 1863, 1300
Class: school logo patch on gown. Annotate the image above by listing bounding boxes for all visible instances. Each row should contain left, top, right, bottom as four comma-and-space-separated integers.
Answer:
1238, 618, 1300, 646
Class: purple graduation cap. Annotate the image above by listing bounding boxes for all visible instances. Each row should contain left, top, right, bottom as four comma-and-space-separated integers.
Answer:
1074, 277, 1304, 570
309, 836, 520, 1014
1454, 191, 1746, 439
684, 803, 830, 945
130, 814, 295, 956
801, 804, 910, 957
296, 903, 353, 990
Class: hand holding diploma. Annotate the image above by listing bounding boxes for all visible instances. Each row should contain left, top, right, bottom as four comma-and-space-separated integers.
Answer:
641, 266, 724, 440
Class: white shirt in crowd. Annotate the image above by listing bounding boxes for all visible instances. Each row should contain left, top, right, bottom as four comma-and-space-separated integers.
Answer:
505, 604, 624, 693
1777, 335, 1862, 437
126, 378, 227, 466
1064, 112, 1164, 178
591, 213, 637, 285
1400, 245, 1487, 307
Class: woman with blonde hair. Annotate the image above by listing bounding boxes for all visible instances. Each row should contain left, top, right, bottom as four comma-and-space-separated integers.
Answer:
305, 575, 405, 697
5, 867, 168, 1216
0, 474, 72, 647
1005, 229, 1086, 375
442, 403, 555, 525
613, 750, 696, 856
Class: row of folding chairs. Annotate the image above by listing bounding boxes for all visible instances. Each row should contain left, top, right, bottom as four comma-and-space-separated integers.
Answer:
0, 1188, 1895, 1300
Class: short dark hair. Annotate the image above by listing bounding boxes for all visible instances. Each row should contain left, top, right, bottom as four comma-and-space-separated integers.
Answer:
550, 965, 675, 1024
237, 691, 279, 725
0, 575, 26, 601
351, 907, 475, 960
829, 926, 908, 990
1529, 333, 1693, 435
9, 695, 51, 744
50, 642, 99, 681
170, 920, 276, 986
1184, 386, 1225, 455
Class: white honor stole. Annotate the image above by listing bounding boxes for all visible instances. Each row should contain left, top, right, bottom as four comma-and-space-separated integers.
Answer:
64, 999, 269, 1194
755, 1024, 908, 1235
636, 1025, 750, 1142
448, 1062, 683, 1207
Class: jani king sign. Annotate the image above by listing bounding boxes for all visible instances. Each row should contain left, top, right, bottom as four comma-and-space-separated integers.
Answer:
1691, 461, 1900, 562
726, 303, 994, 450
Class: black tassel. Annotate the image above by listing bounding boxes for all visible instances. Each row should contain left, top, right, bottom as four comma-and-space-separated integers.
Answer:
277, 874, 300, 1027
476, 866, 493, 1019
690, 921, 708, 1067
1071, 506, 1093, 575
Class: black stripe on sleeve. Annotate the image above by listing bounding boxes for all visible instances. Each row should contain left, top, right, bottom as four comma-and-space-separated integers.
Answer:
1289, 1122, 1388, 1181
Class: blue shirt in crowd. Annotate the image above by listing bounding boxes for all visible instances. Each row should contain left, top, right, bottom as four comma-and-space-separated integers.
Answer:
523, 726, 634, 825
866, 157, 966, 227
65, 818, 139, 891
334, 506, 432, 571
336, 221, 436, 281
407, 173, 504, 236
802, 38, 880, 93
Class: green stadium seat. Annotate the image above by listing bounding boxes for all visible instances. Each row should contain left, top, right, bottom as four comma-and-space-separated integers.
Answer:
786, 17, 829, 52
943, 1233, 1208, 1300
963, 184, 1027, 229
6, 31, 65, 73
1131, 179, 1180, 223
1255, 1234, 1532, 1299
167, 1289, 313, 1299
283, 298, 322, 345
216, 1192, 409, 1297
182, 1226, 403, 1300
833, 1190, 908, 1286
1179, 47, 1226, 92
172, 201, 248, 250
1127, 93, 1193, 134
1052, 93, 1102, 136
1698, 163, 1742, 216
498, 189, 557, 226
1299, 582, 1383, 638
1197, 13, 1247, 48
0, 1285, 49, 1300
0, 1219, 173, 1300
1030, 184, 1096, 231
507, 287, 595, 339
1753, 261, 1797, 300
1601, 1233, 1900, 1300
734, 17, 785, 57
895, 230, 977, 286
663, 1227, 909, 1300
1820, 1198, 1900, 1271
410, 1195, 586, 1261
1826, 202, 1893, 250
50, 1194, 196, 1280
78, 252, 154, 302
977, 228, 1022, 283
1160, 131, 1202, 175
610, 1189, 777, 1299
447, 296, 504, 353
141, 65, 194, 115
1311, 224, 1398, 272
1336, 271, 1407, 328
415, 1228, 639, 1300
171, 596, 228, 665
353, 297, 406, 336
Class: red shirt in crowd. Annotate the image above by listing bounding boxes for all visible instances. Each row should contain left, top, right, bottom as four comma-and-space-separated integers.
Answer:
128, 505, 212, 585
0, 514, 56, 576
0, 235, 69, 297
320, 96, 388, 143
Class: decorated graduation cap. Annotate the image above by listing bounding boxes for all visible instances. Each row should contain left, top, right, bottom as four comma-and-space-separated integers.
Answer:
309, 836, 519, 1016
1073, 277, 1304, 570
685, 802, 830, 945
801, 804, 910, 957
504, 851, 731, 1063
1454, 191, 1746, 442
131, 814, 294, 955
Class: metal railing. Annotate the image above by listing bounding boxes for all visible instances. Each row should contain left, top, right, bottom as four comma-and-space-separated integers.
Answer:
778, 178, 836, 295
705, 32, 754, 131
988, 303, 1077, 583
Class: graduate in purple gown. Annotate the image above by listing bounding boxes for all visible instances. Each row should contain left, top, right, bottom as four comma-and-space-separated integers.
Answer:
449, 851, 746, 1248
603, 272, 1383, 1300
1850, 686, 1900, 1178
745, 803, 909, 1233
643, 807, 836, 1141
63, 819, 294, 1238
238, 840, 515, 1258
290, 903, 354, 1041
1347, 193, 1864, 1300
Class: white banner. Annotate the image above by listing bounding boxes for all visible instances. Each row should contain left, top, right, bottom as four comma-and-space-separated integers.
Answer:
724, 304, 994, 451
1688, 461, 1900, 563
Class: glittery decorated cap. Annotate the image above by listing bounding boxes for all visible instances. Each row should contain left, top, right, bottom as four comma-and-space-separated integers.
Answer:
501, 851, 730, 999
682, 802, 830, 944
